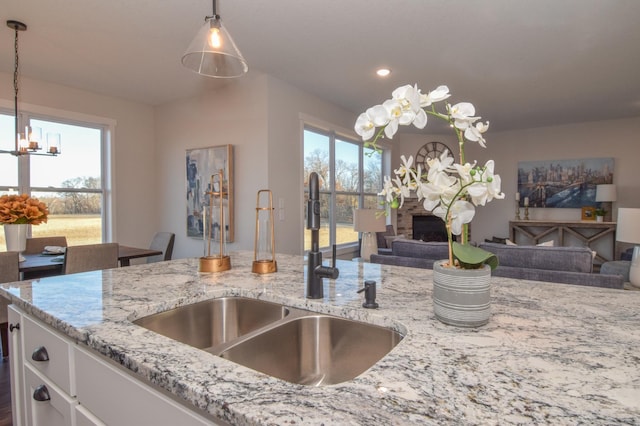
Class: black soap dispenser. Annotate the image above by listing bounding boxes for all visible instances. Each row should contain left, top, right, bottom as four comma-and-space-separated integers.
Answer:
357, 280, 379, 309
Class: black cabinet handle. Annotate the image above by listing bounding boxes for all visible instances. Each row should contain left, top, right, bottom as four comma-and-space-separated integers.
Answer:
9, 323, 20, 332
32, 346, 50, 362
33, 385, 51, 402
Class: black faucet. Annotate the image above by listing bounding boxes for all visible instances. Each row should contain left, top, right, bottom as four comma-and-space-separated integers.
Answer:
306, 172, 339, 299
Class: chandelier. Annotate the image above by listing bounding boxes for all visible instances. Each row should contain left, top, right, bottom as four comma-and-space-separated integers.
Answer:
1, 20, 61, 157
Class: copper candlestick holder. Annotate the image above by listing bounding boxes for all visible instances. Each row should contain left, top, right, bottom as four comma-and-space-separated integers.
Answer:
252, 190, 277, 274
199, 170, 231, 273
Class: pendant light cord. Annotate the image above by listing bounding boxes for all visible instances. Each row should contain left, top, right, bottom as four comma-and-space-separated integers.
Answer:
13, 24, 20, 150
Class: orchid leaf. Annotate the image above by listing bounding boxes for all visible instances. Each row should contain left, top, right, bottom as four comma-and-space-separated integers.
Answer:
452, 242, 498, 270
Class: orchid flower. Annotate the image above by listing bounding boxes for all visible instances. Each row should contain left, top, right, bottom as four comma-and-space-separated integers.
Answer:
356, 84, 503, 269
464, 121, 490, 148
420, 85, 451, 107
379, 176, 398, 204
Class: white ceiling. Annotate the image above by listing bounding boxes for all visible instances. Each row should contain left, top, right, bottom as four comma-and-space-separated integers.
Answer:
2, 0, 640, 132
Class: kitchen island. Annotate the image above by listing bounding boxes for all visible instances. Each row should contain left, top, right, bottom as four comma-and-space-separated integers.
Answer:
1, 251, 639, 425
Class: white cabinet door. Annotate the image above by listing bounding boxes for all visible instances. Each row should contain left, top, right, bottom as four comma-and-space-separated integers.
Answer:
8, 305, 25, 426
75, 405, 106, 426
74, 347, 214, 426
23, 364, 76, 426
23, 314, 74, 396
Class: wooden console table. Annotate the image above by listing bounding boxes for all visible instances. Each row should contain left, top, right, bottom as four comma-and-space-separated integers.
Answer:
509, 220, 617, 264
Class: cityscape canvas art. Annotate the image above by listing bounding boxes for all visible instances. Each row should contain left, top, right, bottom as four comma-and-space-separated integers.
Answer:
517, 157, 614, 208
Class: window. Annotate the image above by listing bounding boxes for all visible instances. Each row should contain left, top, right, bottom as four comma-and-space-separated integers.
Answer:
303, 126, 383, 251
0, 110, 110, 251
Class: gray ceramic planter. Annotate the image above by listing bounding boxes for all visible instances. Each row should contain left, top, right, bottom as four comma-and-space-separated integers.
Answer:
432, 260, 491, 327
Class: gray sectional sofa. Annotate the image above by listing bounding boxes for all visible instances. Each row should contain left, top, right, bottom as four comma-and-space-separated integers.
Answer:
370, 239, 624, 289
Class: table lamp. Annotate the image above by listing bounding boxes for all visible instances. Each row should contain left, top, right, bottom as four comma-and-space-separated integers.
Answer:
616, 208, 640, 286
595, 184, 617, 222
353, 209, 386, 262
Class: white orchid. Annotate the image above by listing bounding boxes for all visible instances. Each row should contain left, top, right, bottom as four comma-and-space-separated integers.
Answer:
420, 85, 451, 107
464, 121, 490, 148
357, 84, 504, 269
354, 113, 376, 140
379, 176, 399, 204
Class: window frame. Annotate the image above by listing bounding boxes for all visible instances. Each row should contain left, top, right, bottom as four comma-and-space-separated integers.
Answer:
303, 123, 385, 252
0, 101, 115, 242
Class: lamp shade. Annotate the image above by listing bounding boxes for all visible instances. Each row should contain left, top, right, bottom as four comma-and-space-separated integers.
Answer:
182, 16, 248, 78
616, 208, 640, 244
353, 209, 386, 232
595, 184, 617, 202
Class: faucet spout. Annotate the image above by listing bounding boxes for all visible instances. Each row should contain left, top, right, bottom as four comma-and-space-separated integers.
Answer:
306, 172, 339, 299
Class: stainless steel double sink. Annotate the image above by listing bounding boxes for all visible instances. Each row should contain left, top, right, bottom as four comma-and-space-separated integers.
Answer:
133, 297, 404, 386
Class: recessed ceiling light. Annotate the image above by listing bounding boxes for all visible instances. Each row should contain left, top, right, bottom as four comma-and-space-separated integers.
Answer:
376, 68, 391, 77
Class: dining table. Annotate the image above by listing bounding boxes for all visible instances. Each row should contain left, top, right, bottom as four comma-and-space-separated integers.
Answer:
18, 245, 163, 275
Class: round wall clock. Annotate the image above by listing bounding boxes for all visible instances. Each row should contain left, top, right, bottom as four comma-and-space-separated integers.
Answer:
415, 141, 451, 169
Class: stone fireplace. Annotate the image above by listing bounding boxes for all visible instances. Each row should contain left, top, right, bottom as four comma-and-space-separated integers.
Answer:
396, 198, 466, 242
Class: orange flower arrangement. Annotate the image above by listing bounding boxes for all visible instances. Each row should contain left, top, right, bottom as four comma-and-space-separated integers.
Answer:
0, 194, 48, 225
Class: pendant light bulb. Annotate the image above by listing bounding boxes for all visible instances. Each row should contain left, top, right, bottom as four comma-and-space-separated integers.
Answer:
209, 25, 222, 48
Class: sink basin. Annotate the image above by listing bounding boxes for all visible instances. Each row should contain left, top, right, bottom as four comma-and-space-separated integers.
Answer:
133, 297, 289, 351
218, 315, 403, 386
134, 297, 404, 386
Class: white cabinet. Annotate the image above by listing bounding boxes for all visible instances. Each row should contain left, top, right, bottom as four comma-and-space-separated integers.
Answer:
8, 305, 77, 426
8, 305, 25, 426
23, 364, 76, 426
74, 348, 213, 426
74, 405, 105, 426
23, 314, 75, 396
8, 305, 219, 426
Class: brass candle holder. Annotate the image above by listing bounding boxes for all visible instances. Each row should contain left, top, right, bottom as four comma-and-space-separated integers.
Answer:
199, 170, 231, 272
515, 201, 521, 220
252, 190, 277, 274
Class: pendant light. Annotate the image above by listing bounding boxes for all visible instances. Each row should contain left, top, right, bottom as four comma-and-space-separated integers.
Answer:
181, 0, 248, 78
1, 20, 61, 157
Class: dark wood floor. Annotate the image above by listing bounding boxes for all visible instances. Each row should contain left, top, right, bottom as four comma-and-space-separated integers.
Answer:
0, 355, 12, 426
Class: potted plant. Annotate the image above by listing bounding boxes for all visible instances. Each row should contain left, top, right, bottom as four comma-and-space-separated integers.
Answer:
354, 84, 504, 327
0, 193, 48, 261
595, 208, 607, 222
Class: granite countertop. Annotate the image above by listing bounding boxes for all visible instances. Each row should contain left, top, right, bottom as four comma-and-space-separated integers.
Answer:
1, 251, 639, 425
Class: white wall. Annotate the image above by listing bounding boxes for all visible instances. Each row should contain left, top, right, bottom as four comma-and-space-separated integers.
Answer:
154, 73, 357, 258
0, 71, 157, 248
154, 74, 269, 259
6, 70, 638, 259
393, 117, 640, 245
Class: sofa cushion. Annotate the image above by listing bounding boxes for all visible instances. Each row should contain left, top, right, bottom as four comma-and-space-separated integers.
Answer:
376, 225, 396, 249
478, 242, 593, 273
391, 239, 450, 260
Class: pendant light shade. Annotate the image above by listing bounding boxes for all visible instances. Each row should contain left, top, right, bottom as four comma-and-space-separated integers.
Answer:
182, 1, 248, 78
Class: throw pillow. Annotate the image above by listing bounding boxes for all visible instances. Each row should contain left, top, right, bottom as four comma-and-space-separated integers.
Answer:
384, 234, 405, 247
536, 240, 554, 247
505, 239, 517, 246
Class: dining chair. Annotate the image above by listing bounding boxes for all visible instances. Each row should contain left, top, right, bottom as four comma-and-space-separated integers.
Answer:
63, 243, 119, 275
146, 232, 175, 263
24, 236, 68, 254
22, 236, 69, 279
0, 251, 20, 358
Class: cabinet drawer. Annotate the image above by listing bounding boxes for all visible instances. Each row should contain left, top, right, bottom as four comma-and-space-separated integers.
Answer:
24, 364, 76, 426
74, 347, 214, 426
76, 405, 106, 426
23, 315, 74, 396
